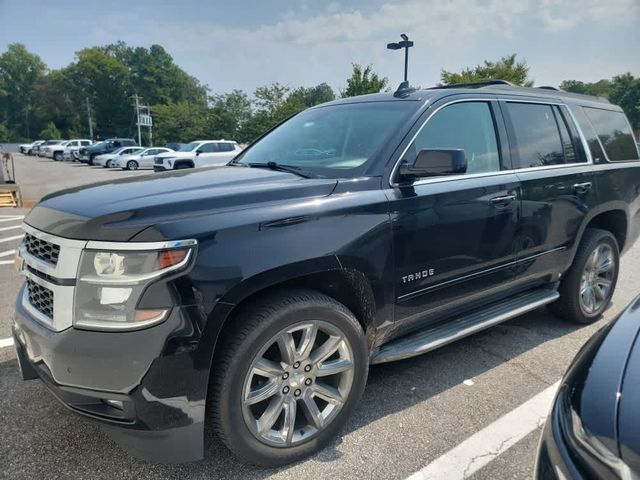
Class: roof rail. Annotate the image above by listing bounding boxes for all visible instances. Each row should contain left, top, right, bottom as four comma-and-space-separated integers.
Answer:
428, 79, 515, 90
537, 86, 562, 91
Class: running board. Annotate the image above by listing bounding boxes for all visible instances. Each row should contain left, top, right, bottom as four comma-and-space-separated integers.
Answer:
372, 288, 560, 364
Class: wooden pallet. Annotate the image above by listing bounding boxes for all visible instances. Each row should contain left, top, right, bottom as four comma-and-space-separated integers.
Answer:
0, 185, 22, 207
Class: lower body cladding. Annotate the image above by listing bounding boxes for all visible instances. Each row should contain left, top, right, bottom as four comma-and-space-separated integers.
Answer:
12, 286, 216, 463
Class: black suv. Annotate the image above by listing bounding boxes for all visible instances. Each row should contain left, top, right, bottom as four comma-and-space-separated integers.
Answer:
12, 81, 640, 466
79, 138, 137, 165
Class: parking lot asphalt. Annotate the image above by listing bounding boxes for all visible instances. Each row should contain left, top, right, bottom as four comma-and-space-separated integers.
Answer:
1, 155, 639, 479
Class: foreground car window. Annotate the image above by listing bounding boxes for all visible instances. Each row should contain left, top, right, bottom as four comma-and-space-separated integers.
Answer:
236, 102, 417, 175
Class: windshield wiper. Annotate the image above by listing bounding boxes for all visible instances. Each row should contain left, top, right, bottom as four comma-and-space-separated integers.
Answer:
247, 161, 317, 178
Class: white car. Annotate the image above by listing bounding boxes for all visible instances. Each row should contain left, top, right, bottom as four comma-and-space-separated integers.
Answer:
45, 139, 92, 161
60, 139, 93, 161
94, 146, 144, 167
40, 140, 67, 158
153, 140, 242, 171
112, 147, 174, 170
19, 140, 45, 155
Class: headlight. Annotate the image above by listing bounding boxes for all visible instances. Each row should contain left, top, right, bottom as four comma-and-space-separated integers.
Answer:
74, 245, 195, 331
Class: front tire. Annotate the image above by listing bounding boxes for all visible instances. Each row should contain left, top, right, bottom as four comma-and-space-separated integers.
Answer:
210, 289, 368, 466
126, 160, 138, 170
54, 152, 63, 161
550, 228, 619, 324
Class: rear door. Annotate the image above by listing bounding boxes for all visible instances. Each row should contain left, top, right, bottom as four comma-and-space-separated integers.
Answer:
500, 99, 597, 284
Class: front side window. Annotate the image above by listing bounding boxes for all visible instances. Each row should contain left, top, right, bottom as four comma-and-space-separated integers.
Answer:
235, 101, 419, 177
507, 103, 567, 168
583, 107, 639, 161
411, 101, 501, 174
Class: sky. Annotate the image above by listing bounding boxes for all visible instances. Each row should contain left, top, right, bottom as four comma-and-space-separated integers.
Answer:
1, 0, 639, 95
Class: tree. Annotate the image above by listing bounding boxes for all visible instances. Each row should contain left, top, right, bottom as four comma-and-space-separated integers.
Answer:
0, 43, 46, 140
0, 123, 9, 142
39, 121, 61, 139
69, 48, 132, 138
152, 101, 209, 145
609, 74, 640, 130
208, 89, 252, 141
440, 54, 533, 87
288, 83, 335, 108
559, 79, 611, 97
341, 64, 388, 97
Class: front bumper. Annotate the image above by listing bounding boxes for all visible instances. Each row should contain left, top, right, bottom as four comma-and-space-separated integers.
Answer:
153, 165, 169, 172
12, 287, 212, 463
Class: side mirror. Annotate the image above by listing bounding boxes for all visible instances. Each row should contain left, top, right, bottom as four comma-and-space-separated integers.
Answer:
399, 148, 466, 181
195, 149, 203, 156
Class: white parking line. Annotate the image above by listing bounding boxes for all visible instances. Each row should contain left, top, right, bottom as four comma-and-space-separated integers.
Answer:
0, 337, 14, 349
0, 224, 22, 232
0, 260, 14, 265
0, 234, 23, 243
406, 382, 559, 480
0, 215, 24, 223
0, 250, 16, 258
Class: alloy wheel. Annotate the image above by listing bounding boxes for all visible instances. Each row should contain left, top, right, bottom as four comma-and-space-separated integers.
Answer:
579, 243, 615, 315
241, 321, 354, 447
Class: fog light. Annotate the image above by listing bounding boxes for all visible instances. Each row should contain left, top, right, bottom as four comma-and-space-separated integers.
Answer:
103, 399, 124, 410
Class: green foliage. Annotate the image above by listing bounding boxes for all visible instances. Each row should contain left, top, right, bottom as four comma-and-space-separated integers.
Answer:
0, 123, 9, 142
441, 54, 534, 87
559, 79, 611, 97
152, 101, 209, 145
39, 121, 61, 139
0, 43, 46, 140
341, 64, 388, 98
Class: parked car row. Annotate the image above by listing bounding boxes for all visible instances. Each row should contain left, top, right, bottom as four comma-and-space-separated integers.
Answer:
18, 138, 243, 171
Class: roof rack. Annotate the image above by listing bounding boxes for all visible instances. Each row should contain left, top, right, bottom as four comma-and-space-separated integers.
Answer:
536, 86, 562, 91
428, 79, 515, 89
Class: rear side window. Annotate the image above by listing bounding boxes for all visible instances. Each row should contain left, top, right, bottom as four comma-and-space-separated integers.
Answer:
412, 101, 501, 174
583, 107, 639, 161
199, 143, 218, 153
506, 103, 570, 168
218, 143, 235, 152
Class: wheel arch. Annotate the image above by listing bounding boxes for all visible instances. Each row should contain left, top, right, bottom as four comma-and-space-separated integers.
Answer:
578, 205, 628, 253
174, 159, 194, 169
197, 257, 379, 383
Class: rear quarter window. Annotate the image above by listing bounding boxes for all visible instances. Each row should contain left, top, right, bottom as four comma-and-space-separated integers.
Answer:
583, 107, 639, 161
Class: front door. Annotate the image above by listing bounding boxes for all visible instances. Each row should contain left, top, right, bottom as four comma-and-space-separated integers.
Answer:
388, 99, 521, 337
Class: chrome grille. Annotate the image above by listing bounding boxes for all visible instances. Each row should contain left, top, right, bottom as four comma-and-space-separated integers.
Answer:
24, 233, 60, 265
26, 278, 54, 319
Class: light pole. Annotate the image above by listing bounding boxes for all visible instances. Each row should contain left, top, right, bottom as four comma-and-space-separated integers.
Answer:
387, 33, 414, 83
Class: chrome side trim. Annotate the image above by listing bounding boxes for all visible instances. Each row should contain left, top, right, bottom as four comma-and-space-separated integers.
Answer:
85, 238, 198, 251
397, 246, 566, 302
22, 269, 74, 332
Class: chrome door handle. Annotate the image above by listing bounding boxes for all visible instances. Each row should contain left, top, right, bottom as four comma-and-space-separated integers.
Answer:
573, 182, 593, 194
489, 194, 517, 206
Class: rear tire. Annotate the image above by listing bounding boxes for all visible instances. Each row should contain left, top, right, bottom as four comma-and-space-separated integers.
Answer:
549, 228, 619, 324
209, 289, 368, 466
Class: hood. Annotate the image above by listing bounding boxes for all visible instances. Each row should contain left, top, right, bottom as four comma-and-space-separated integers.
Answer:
25, 166, 338, 241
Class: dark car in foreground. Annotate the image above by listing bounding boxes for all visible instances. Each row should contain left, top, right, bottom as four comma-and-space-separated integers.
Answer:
12, 80, 640, 466
536, 295, 640, 479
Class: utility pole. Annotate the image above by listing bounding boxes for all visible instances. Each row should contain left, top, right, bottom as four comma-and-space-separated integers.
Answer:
85, 98, 94, 140
134, 93, 142, 146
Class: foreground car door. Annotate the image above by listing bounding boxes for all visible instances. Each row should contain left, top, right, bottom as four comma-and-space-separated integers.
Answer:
388, 99, 521, 336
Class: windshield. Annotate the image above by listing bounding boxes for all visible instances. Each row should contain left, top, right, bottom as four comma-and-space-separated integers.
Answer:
178, 142, 200, 152
235, 102, 417, 175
